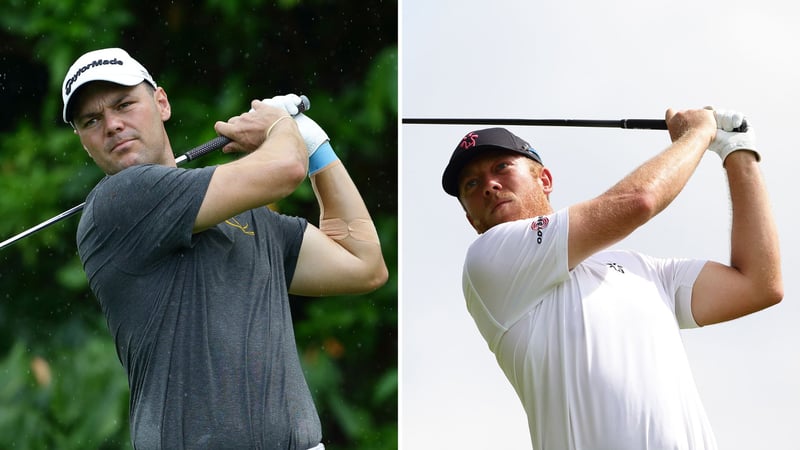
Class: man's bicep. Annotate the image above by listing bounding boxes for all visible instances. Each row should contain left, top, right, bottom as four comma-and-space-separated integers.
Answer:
690, 261, 762, 326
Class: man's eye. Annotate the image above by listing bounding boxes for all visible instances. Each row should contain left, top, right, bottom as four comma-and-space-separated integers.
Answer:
496, 162, 509, 170
464, 179, 477, 190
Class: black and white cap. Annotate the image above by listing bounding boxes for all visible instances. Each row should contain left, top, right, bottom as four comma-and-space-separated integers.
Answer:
62, 48, 156, 123
442, 127, 543, 197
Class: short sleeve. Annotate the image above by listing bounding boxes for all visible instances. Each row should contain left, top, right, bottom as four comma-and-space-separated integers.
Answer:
79, 164, 215, 274
637, 253, 707, 329
463, 209, 571, 349
669, 259, 707, 329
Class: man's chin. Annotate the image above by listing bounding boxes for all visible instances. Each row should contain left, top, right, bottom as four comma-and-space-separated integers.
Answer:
476, 218, 503, 234
104, 157, 143, 176
478, 213, 526, 233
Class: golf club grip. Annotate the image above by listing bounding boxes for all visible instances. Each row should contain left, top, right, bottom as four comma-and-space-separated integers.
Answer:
623, 119, 749, 133
180, 94, 311, 163
181, 136, 232, 162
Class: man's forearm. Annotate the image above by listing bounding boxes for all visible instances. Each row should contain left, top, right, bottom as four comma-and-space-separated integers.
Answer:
725, 151, 783, 303
194, 120, 306, 232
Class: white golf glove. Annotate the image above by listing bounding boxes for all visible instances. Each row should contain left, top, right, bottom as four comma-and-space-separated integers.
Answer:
261, 93, 302, 115
708, 109, 760, 164
262, 94, 330, 158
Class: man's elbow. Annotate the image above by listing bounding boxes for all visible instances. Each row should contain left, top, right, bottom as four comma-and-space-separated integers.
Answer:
357, 262, 389, 294
270, 159, 307, 198
374, 263, 390, 290
286, 159, 308, 189
762, 282, 784, 308
749, 278, 784, 311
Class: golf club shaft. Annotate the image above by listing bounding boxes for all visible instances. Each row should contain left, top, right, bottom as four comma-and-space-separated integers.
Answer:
403, 117, 669, 129
0, 95, 310, 251
0, 137, 228, 251
402, 117, 748, 132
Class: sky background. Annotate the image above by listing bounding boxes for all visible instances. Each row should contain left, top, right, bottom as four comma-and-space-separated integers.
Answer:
400, 1, 800, 448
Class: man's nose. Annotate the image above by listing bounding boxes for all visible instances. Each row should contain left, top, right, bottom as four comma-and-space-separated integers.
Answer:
483, 178, 501, 196
104, 112, 125, 134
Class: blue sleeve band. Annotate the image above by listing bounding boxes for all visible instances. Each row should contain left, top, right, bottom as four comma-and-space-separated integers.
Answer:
309, 141, 339, 176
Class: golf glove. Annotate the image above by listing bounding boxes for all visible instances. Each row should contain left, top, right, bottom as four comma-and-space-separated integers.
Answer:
708, 109, 760, 164
261, 93, 302, 115
263, 94, 330, 158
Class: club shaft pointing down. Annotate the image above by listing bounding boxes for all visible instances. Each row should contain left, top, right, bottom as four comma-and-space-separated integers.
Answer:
0, 95, 311, 251
0, 137, 229, 251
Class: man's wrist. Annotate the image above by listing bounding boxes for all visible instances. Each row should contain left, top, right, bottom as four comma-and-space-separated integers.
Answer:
309, 141, 339, 176
723, 149, 760, 168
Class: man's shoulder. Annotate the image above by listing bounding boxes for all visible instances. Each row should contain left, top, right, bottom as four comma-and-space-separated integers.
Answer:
93, 164, 216, 195
90, 164, 164, 193
470, 209, 567, 249
110, 163, 176, 182
585, 249, 702, 281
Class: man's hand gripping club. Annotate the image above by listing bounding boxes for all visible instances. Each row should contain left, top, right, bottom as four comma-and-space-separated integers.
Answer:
708, 108, 760, 165
262, 94, 339, 176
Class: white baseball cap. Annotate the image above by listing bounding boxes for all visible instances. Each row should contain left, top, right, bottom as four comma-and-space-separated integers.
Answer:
62, 48, 157, 123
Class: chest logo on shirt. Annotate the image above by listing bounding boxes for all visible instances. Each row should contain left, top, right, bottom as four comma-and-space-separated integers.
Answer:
606, 262, 625, 273
530, 216, 550, 244
225, 217, 255, 236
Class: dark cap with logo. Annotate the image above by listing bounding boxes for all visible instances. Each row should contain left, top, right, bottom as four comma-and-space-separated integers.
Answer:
441, 127, 543, 197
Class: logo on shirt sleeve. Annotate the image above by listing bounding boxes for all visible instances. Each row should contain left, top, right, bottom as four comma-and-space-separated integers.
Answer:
530, 216, 550, 244
606, 262, 625, 273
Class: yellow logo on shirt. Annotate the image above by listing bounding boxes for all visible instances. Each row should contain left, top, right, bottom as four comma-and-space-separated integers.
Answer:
225, 217, 255, 236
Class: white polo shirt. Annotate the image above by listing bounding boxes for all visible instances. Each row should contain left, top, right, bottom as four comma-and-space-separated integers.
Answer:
462, 208, 717, 450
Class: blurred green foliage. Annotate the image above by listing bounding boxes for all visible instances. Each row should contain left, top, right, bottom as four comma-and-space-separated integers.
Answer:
0, 0, 397, 448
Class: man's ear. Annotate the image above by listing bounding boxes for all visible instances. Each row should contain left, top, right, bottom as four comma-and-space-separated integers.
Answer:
539, 167, 553, 197
154, 87, 171, 122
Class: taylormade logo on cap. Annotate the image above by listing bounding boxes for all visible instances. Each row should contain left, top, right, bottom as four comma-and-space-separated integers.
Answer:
62, 48, 157, 123
64, 57, 124, 96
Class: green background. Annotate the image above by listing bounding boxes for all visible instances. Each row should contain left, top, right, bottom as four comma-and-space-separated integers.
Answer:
0, 0, 398, 448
